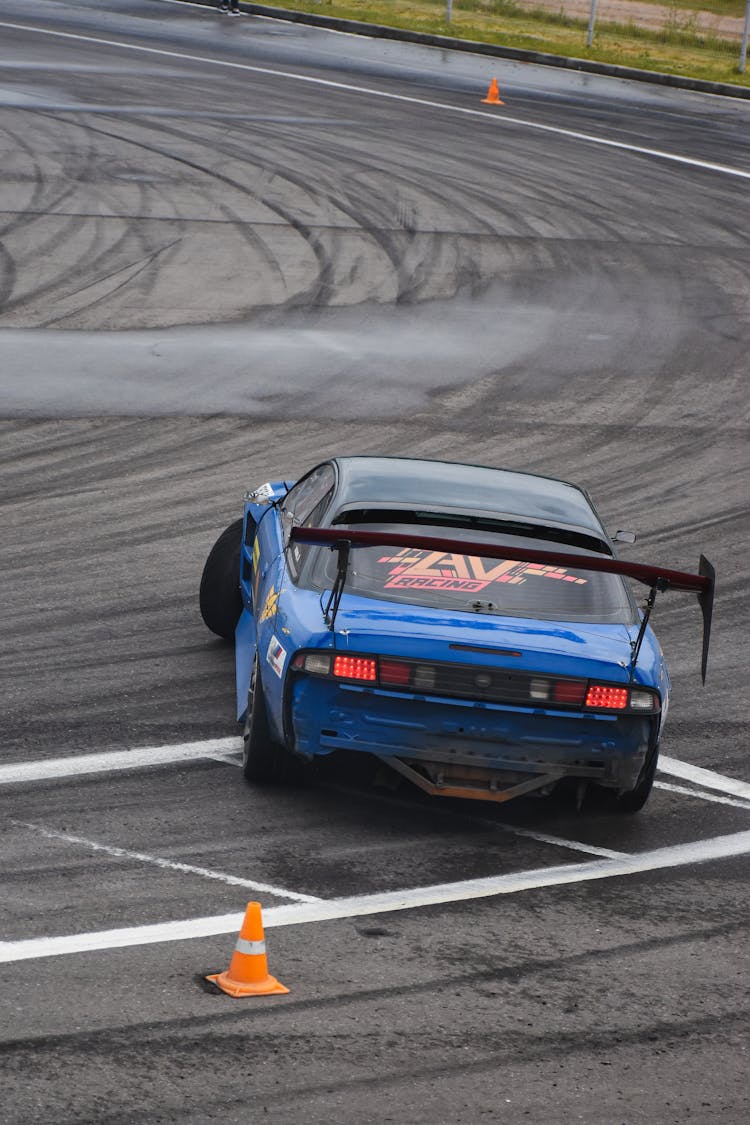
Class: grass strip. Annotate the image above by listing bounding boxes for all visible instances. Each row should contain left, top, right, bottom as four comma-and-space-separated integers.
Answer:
251, 0, 750, 87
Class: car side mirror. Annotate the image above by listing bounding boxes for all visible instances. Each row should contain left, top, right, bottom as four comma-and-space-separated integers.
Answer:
613, 529, 637, 544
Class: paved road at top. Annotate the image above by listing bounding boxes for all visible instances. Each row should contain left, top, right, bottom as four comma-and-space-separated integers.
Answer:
1, 2, 749, 1123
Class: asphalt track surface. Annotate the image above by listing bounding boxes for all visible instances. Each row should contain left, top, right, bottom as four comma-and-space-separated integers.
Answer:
1, 1, 749, 1122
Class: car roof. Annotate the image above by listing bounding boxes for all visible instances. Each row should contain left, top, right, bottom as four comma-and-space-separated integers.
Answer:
331, 457, 606, 536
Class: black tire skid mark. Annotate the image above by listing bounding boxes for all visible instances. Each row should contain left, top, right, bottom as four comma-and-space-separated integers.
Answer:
80, 111, 512, 311
0, 113, 163, 324
79, 112, 341, 314
0, 116, 84, 240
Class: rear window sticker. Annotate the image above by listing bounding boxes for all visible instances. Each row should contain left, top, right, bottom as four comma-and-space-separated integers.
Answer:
377, 549, 588, 595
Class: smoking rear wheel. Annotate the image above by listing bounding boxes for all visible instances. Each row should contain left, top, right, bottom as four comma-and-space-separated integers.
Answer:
242, 654, 299, 784
199, 518, 244, 639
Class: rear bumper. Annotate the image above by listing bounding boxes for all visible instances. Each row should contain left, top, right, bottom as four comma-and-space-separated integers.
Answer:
289, 677, 656, 790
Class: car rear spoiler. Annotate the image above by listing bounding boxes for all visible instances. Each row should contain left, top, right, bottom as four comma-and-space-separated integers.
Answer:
291, 527, 715, 683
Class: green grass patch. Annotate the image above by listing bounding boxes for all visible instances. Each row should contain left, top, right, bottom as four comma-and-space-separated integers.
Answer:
263, 0, 750, 86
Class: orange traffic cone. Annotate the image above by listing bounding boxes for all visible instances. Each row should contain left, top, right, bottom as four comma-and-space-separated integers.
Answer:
481, 79, 505, 106
206, 901, 289, 997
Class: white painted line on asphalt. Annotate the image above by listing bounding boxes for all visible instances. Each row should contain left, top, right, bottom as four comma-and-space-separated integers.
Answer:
205, 752, 243, 766
1, 22, 748, 183
11, 821, 321, 903
659, 755, 750, 802
0, 739, 241, 785
4, 739, 749, 813
0, 913, 244, 964
2, 827, 749, 963
498, 825, 625, 859
265, 827, 750, 926
654, 780, 750, 811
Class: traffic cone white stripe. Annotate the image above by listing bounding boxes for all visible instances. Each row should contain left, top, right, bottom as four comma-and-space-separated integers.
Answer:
235, 937, 266, 955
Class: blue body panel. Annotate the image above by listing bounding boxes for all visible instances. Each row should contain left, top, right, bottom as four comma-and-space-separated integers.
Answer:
235, 608, 256, 722
235, 480, 290, 724
291, 678, 653, 787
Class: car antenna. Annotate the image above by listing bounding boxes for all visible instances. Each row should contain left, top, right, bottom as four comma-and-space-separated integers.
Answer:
323, 539, 351, 632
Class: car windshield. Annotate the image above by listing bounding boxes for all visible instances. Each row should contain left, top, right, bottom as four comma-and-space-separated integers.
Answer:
306, 523, 636, 624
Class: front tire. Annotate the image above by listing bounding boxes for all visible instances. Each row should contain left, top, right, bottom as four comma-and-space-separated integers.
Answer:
242, 655, 299, 784
199, 518, 244, 639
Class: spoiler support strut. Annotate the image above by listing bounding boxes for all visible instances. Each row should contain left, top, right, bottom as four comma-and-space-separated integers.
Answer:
323, 539, 351, 631
629, 583, 662, 683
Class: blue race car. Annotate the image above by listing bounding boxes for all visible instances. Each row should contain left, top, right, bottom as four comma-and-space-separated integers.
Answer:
199, 457, 714, 812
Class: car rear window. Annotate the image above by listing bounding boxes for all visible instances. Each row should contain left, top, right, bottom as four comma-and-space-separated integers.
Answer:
308, 523, 636, 624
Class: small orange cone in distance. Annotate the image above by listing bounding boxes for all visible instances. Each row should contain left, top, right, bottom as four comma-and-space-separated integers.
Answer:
482, 78, 505, 106
206, 901, 289, 997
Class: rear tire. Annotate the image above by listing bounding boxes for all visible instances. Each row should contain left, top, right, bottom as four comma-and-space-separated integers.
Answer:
199, 518, 244, 639
614, 742, 659, 813
242, 654, 299, 784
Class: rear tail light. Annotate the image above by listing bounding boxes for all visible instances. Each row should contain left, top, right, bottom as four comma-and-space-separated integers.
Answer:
629, 689, 658, 711
291, 652, 659, 712
295, 652, 331, 675
585, 684, 629, 710
553, 680, 586, 706
379, 659, 412, 686
413, 664, 437, 691
332, 655, 377, 682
